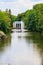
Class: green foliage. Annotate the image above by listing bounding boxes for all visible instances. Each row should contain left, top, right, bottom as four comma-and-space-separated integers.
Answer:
26, 10, 37, 31
0, 9, 17, 34
33, 3, 43, 32
20, 3, 43, 32
11, 15, 17, 22
17, 14, 24, 21
0, 11, 11, 34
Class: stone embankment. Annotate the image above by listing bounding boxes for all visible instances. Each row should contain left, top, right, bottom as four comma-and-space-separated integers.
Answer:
0, 31, 7, 39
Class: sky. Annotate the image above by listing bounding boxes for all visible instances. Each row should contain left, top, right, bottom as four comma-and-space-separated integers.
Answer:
0, 0, 43, 15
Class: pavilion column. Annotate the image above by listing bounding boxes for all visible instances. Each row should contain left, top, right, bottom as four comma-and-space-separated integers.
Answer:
16, 23, 21, 29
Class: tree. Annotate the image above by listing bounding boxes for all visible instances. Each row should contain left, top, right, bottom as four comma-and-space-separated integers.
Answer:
0, 11, 11, 34
20, 3, 43, 32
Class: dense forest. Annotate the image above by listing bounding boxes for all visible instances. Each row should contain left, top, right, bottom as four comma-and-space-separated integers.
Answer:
17, 3, 43, 32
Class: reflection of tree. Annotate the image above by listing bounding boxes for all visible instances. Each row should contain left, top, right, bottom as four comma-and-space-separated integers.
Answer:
25, 32, 43, 65
31, 32, 43, 65
0, 34, 11, 52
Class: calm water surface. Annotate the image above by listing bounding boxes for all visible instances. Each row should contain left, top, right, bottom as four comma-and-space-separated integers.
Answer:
0, 29, 43, 65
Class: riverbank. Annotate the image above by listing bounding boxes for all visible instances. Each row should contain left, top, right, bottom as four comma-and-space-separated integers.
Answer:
0, 31, 7, 39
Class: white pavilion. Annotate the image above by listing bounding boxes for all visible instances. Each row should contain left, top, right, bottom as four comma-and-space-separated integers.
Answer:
13, 21, 24, 29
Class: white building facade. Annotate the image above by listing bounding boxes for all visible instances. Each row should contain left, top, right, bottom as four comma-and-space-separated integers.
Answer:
13, 21, 24, 29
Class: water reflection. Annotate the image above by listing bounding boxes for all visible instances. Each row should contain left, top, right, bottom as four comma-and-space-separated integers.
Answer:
31, 32, 43, 65
26, 32, 43, 65
0, 34, 11, 65
11, 30, 41, 65
0, 30, 43, 65
0, 35, 11, 52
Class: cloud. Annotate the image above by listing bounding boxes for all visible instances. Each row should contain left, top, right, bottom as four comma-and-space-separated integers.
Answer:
0, 0, 17, 2
0, 0, 43, 15
30, 0, 43, 2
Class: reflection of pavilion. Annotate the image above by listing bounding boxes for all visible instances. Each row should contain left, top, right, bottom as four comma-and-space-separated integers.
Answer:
13, 21, 24, 29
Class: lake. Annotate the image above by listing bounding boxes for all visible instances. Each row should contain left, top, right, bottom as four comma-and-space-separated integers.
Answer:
0, 29, 43, 65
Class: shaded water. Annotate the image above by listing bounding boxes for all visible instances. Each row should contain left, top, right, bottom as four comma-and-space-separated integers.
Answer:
0, 29, 43, 65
